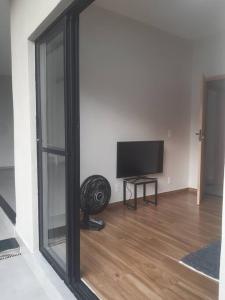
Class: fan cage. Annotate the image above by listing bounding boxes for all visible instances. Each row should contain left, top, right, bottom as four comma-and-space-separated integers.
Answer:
80, 175, 111, 215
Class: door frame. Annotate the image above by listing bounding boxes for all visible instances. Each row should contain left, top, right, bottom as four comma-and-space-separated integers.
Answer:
197, 74, 225, 205
35, 1, 98, 299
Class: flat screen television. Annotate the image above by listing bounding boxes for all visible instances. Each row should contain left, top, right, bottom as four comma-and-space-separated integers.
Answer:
117, 141, 164, 178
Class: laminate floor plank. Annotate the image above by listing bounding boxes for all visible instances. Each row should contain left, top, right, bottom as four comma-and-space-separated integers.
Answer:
81, 191, 221, 300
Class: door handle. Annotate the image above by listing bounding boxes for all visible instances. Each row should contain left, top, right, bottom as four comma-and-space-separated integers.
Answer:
195, 130, 205, 141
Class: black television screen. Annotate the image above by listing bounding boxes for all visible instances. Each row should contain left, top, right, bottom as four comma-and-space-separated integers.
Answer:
117, 141, 164, 178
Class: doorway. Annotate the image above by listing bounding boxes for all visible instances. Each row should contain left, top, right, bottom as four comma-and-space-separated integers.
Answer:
0, 0, 16, 225
204, 79, 225, 198
36, 18, 68, 272
35, 2, 98, 299
198, 76, 225, 203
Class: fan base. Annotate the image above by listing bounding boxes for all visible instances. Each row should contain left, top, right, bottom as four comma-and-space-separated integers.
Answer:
80, 217, 105, 231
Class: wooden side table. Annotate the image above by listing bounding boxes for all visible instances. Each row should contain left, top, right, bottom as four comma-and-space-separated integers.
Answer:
123, 177, 158, 210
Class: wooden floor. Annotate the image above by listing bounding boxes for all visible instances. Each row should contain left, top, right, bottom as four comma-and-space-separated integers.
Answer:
80, 191, 222, 300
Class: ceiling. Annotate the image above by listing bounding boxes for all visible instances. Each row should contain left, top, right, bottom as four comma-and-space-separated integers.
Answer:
0, 0, 224, 75
95, 0, 225, 40
0, 0, 11, 75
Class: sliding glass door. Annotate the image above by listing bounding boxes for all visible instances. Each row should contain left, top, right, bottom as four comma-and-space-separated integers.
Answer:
36, 2, 98, 299
36, 19, 68, 275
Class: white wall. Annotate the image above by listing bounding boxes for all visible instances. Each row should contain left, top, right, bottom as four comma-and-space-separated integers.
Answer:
80, 6, 192, 203
0, 76, 14, 167
220, 174, 225, 300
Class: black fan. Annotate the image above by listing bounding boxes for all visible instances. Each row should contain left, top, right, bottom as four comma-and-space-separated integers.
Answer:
80, 175, 111, 231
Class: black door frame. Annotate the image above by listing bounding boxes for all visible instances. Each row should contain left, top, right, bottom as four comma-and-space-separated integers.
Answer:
35, 1, 98, 299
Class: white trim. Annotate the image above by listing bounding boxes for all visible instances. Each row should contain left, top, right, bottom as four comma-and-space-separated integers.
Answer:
81, 278, 102, 300
179, 260, 219, 282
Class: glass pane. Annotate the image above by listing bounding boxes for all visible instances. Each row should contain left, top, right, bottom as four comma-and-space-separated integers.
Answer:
42, 153, 66, 270
40, 32, 65, 149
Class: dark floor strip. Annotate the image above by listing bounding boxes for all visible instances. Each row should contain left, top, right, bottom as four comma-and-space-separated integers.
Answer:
0, 238, 20, 260
48, 226, 66, 239
0, 194, 16, 224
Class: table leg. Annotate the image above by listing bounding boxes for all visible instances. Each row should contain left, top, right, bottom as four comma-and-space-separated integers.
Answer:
134, 184, 137, 210
155, 180, 158, 206
143, 183, 146, 202
123, 180, 127, 205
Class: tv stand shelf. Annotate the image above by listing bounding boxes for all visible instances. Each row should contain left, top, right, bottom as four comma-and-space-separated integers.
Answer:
123, 177, 158, 210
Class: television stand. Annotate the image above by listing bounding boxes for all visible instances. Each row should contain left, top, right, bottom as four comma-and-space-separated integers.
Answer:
123, 176, 158, 210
